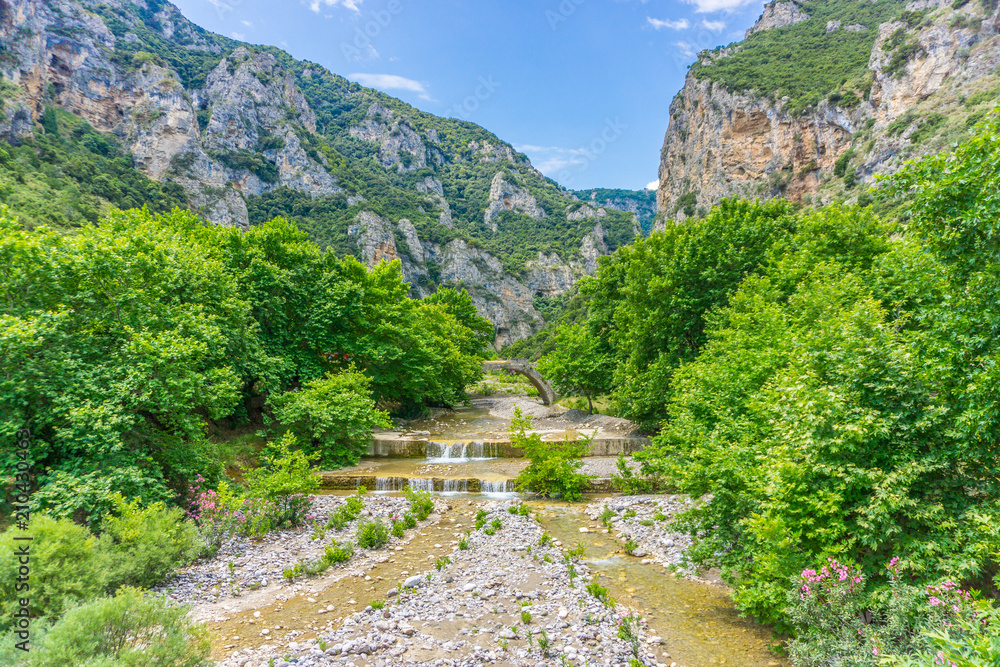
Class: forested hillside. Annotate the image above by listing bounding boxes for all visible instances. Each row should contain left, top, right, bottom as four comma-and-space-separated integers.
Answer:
0, 0, 639, 345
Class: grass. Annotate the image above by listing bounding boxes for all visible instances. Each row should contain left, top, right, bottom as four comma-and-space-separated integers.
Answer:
556, 394, 617, 416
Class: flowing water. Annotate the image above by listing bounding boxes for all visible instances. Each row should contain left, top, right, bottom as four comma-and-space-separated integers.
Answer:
316, 401, 787, 665
534, 504, 787, 667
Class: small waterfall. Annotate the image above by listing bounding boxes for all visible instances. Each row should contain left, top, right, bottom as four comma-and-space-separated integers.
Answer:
479, 479, 511, 494
426, 441, 496, 462
375, 477, 407, 492
441, 479, 468, 494
407, 478, 435, 493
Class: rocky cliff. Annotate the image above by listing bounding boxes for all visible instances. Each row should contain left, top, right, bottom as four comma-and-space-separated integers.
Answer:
657, 0, 1000, 221
0, 0, 638, 347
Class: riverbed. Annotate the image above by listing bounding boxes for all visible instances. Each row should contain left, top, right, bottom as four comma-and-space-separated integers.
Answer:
170, 395, 786, 666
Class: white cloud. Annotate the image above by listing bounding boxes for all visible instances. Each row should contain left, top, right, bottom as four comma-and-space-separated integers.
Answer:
241, 19, 253, 27
309, 0, 362, 13
674, 41, 698, 58
230, 31, 245, 40
683, 0, 758, 12
647, 17, 690, 30
515, 145, 593, 176
646, 180, 659, 190
349, 73, 432, 100
701, 19, 726, 30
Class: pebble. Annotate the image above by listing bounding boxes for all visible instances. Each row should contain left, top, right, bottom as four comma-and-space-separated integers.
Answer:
210, 499, 656, 667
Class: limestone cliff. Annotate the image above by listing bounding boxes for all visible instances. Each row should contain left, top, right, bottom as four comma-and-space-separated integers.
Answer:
658, 0, 1000, 219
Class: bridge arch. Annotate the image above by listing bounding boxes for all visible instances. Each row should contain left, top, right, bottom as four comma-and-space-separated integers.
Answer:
481, 358, 557, 406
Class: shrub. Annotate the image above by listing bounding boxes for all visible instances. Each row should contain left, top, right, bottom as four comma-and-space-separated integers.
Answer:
458, 536, 470, 550
434, 556, 451, 571
511, 407, 592, 501
271, 368, 392, 468
100, 494, 204, 590
586, 581, 613, 606
0, 516, 106, 629
242, 433, 318, 527
356, 519, 389, 549
788, 558, 995, 666
611, 456, 662, 495
391, 520, 405, 538
475, 510, 489, 530
22, 586, 211, 667
405, 487, 434, 521
623, 538, 639, 556
323, 541, 354, 565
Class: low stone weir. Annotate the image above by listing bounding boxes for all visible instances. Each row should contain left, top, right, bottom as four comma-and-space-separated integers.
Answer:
319, 473, 615, 494
366, 436, 650, 458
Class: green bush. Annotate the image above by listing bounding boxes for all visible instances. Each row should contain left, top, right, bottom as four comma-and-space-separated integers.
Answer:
610, 456, 662, 495
272, 368, 392, 468
22, 586, 211, 667
511, 407, 592, 501
356, 519, 389, 550
100, 494, 204, 591
404, 487, 434, 521
323, 540, 354, 565
0, 516, 106, 629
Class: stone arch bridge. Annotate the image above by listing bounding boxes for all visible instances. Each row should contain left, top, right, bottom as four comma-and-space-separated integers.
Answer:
481, 358, 557, 406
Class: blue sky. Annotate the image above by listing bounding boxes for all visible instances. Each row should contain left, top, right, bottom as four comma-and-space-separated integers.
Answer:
173, 0, 768, 191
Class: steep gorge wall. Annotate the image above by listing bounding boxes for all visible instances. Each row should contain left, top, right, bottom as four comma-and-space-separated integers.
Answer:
657, 0, 1000, 221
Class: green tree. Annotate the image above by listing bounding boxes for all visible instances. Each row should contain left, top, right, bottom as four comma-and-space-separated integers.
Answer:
536, 323, 612, 413
271, 368, 391, 467
587, 198, 797, 428
511, 407, 592, 501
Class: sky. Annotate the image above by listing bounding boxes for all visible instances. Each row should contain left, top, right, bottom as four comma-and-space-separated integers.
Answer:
172, 0, 769, 191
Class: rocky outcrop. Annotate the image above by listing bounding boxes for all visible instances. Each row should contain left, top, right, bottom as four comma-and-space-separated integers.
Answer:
746, 0, 810, 37
484, 172, 546, 231
657, 78, 855, 218
659, 0, 1000, 216
566, 204, 607, 221
0, 0, 342, 227
438, 240, 545, 349
577, 223, 609, 275
349, 103, 427, 172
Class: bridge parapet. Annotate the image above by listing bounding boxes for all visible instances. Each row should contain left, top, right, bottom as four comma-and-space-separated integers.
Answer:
482, 358, 557, 406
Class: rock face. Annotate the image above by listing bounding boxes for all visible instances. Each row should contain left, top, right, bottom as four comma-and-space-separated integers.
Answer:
659, 0, 1000, 218
484, 172, 546, 231
0, 0, 636, 346
438, 240, 544, 349
745, 0, 810, 37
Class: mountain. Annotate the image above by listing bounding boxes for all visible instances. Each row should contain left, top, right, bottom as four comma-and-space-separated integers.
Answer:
573, 187, 658, 236
0, 0, 640, 348
656, 0, 1000, 221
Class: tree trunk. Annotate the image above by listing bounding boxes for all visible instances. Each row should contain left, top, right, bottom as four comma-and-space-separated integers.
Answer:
587, 394, 593, 414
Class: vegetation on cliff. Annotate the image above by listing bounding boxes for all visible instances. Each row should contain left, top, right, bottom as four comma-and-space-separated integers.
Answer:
690, 0, 911, 115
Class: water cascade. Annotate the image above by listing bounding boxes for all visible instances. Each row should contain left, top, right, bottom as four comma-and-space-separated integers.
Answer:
425, 441, 499, 462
